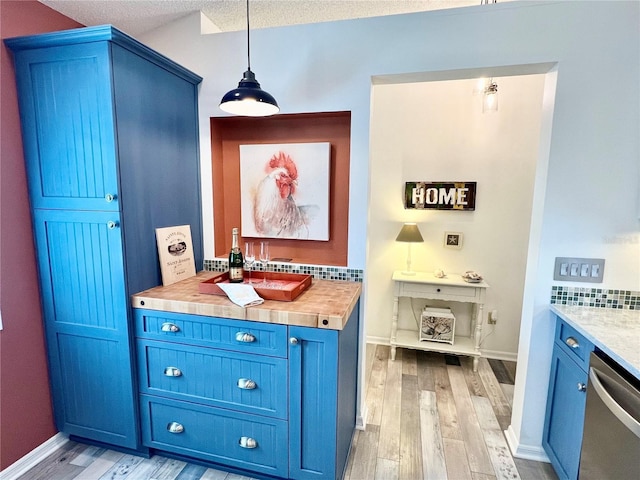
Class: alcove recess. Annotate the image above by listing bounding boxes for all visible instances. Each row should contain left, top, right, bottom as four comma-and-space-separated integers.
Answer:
211, 111, 351, 266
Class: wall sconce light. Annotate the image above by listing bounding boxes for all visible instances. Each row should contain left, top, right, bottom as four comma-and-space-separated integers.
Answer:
396, 223, 424, 275
483, 79, 499, 113
219, 0, 279, 117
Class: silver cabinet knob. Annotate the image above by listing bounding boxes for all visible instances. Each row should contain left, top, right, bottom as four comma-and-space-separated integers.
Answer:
577, 382, 587, 392
237, 378, 257, 390
239, 436, 257, 449
236, 332, 256, 343
107, 220, 119, 230
167, 422, 184, 434
164, 366, 182, 377
104, 193, 117, 202
565, 337, 580, 349
161, 322, 180, 333
289, 337, 299, 345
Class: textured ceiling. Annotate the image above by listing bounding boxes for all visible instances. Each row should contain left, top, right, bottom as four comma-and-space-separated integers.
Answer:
38, 0, 501, 37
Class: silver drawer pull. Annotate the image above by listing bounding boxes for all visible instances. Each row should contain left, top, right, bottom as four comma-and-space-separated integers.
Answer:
577, 382, 587, 392
107, 220, 119, 230
167, 422, 184, 434
104, 193, 117, 202
161, 322, 180, 333
289, 337, 299, 345
235, 332, 256, 343
237, 378, 257, 390
565, 337, 580, 349
239, 436, 257, 449
164, 366, 182, 377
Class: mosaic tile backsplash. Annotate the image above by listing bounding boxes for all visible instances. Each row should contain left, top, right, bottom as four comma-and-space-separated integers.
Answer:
204, 259, 364, 283
551, 286, 639, 310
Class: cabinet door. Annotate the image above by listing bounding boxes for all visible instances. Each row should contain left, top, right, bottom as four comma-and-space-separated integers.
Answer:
289, 326, 339, 480
110, 43, 203, 293
33, 209, 138, 448
542, 346, 588, 480
13, 43, 119, 211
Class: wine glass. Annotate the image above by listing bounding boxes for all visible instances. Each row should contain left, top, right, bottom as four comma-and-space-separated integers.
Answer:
259, 241, 270, 285
244, 242, 255, 283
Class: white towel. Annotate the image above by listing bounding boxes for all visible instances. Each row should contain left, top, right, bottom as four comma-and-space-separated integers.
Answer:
217, 283, 264, 307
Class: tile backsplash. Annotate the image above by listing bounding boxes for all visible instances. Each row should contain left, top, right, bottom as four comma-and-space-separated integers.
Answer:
551, 286, 639, 310
204, 259, 364, 283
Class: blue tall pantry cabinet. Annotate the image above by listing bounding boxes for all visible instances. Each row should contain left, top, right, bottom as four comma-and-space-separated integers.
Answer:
6, 26, 203, 452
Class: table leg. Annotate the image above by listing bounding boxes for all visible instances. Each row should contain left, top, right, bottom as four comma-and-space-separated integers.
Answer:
473, 302, 484, 372
390, 294, 399, 361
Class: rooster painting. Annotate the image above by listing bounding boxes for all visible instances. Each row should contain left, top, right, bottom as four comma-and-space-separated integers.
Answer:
253, 151, 314, 238
240, 143, 330, 241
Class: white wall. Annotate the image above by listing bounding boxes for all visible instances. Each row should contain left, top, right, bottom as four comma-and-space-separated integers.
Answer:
141, 0, 640, 458
368, 75, 545, 359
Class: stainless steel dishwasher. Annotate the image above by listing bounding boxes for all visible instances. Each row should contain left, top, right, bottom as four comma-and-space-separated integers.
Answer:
578, 351, 640, 479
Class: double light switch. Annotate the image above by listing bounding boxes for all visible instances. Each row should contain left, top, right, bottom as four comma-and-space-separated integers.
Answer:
554, 257, 605, 283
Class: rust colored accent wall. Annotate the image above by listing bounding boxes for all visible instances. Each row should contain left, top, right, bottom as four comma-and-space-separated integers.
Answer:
0, 1, 83, 469
211, 112, 351, 266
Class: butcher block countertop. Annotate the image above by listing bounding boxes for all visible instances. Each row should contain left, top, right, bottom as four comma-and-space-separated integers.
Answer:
551, 304, 640, 379
132, 271, 361, 330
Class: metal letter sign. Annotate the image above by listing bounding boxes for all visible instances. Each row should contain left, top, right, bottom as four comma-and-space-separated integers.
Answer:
405, 182, 477, 210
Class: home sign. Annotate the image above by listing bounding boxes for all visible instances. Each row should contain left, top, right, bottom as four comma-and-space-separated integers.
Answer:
405, 182, 477, 211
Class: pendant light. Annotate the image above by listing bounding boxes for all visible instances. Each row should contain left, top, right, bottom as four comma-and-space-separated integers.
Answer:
219, 0, 279, 116
482, 78, 498, 113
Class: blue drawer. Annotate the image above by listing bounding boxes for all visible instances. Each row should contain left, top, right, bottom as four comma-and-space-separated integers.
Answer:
140, 395, 288, 478
135, 309, 287, 357
554, 317, 594, 372
138, 339, 287, 419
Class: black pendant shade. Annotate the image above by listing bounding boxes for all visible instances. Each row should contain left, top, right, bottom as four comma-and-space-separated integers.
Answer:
219, 0, 279, 117
220, 69, 279, 116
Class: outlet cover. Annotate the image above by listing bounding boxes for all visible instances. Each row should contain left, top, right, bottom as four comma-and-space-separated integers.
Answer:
554, 257, 605, 283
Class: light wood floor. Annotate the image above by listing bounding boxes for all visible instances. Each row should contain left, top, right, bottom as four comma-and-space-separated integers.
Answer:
14, 345, 557, 480
343, 345, 557, 480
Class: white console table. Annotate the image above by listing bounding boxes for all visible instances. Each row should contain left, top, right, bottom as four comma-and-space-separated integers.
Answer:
391, 271, 489, 371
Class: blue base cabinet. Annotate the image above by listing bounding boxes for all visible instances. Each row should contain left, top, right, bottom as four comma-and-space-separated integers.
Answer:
6, 26, 203, 452
289, 314, 359, 480
135, 304, 360, 480
542, 317, 594, 480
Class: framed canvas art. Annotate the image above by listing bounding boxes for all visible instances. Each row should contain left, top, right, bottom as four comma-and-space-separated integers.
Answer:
240, 142, 331, 240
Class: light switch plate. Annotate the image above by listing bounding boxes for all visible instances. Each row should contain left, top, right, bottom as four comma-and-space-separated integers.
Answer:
554, 257, 605, 283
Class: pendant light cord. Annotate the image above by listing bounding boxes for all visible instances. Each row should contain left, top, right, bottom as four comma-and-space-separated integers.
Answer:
246, 0, 251, 71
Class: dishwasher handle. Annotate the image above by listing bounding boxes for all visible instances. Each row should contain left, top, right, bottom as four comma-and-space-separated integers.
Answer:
589, 366, 640, 438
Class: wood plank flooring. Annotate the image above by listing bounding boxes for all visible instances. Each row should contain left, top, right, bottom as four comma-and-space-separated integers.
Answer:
343, 345, 557, 480
13, 345, 557, 480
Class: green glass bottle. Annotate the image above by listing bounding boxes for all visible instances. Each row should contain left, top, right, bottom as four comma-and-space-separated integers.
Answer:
229, 227, 244, 283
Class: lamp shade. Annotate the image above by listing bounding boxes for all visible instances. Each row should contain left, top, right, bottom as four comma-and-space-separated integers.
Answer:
396, 223, 424, 243
219, 69, 279, 117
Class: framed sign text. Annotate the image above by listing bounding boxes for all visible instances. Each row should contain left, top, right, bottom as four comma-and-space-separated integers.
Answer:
405, 181, 477, 211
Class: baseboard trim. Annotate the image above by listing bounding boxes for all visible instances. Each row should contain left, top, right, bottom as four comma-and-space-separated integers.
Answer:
0, 432, 69, 480
356, 405, 368, 430
504, 425, 550, 462
366, 336, 389, 345
480, 349, 518, 362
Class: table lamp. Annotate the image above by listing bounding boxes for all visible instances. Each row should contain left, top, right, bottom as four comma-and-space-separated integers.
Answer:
396, 223, 424, 275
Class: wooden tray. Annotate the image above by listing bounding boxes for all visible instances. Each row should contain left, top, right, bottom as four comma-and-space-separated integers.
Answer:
199, 271, 313, 302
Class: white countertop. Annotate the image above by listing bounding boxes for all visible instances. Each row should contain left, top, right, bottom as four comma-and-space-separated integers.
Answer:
550, 305, 640, 379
